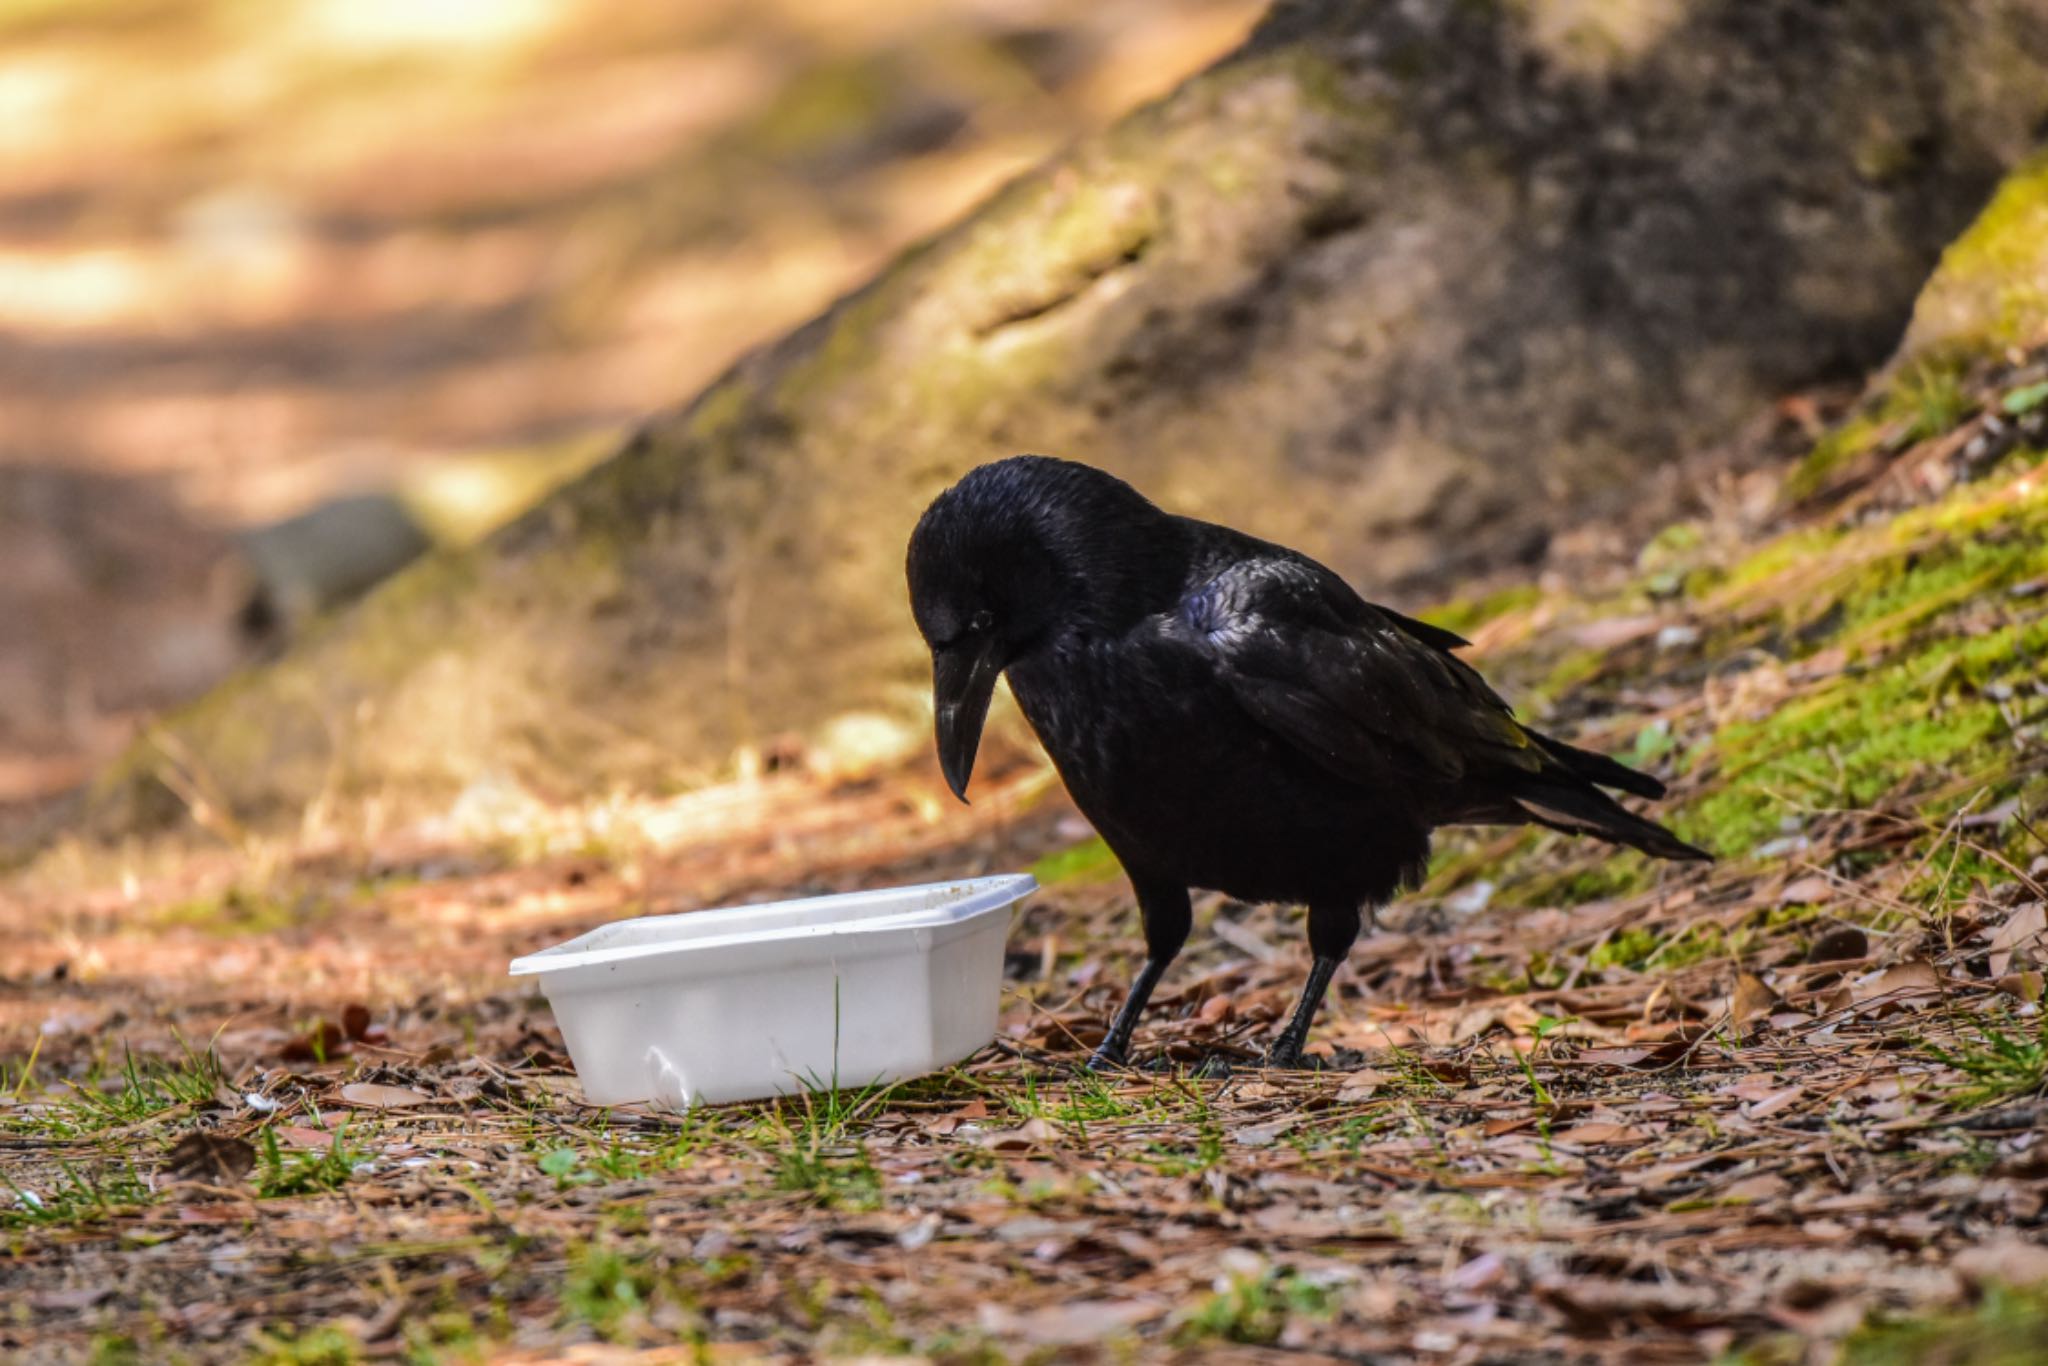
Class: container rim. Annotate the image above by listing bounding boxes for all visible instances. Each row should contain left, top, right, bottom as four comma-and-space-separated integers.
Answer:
507, 872, 1037, 978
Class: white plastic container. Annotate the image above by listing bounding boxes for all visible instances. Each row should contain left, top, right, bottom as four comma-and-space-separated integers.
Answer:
508, 874, 1036, 1108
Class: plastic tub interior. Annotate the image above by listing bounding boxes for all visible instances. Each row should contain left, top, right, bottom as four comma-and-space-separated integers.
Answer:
509, 874, 1036, 1108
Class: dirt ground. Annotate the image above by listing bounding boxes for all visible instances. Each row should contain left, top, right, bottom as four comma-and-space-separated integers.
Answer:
4, 684, 2045, 1362
7, 359, 2048, 1360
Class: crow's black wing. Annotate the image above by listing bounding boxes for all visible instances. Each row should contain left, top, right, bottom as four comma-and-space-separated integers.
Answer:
1166, 556, 1543, 793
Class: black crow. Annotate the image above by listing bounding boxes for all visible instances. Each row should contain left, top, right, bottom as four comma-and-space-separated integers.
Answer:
907, 455, 1709, 1069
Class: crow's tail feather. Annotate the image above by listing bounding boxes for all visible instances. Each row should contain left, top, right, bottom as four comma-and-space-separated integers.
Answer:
1509, 778, 1711, 863
1530, 730, 1665, 799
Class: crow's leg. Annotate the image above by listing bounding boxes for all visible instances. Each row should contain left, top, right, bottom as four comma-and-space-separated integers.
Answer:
1262, 956, 1341, 1070
1087, 877, 1190, 1070
1263, 901, 1363, 1069
1086, 958, 1171, 1072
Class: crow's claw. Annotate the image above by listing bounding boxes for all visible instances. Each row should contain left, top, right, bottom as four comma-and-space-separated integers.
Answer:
1084, 1044, 1131, 1073
1260, 1042, 1324, 1071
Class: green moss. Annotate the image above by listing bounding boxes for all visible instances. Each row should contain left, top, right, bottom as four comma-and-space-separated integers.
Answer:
1677, 613, 2045, 856
1201, 156, 1255, 199
1420, 584, 1542, 638
1758, 900, 1824, 931
319, 546, 486, 685
1907, 148, 2048, 353
742, 56, 900, 162
1853, 128, 1922, 185
1842, 1284, 2048, 1366
1588, 925, 1660, 971
683, 375, 751, 446
1711, 524, 1845, 599
1783, 354, 1973, 506
763, 269, 907, 417
154, 885, 320, 937
1029, 837, 1120, 886
1506, 849, 1655, 910
1707, 447, 2047, 661
1647, 922, 1729, 970
1639, 519, 1705, 565
1528, 647, 1608, 707
1176, 1267, 1335, 1347
1785, 413, 1886, 504
1290, 48, 1353, 118
1576, 443, 2048, 861
1424, 437, 2046, 901
1833, 522, 2048, 651
1891, 358, 1971, 445
963, 175, 1161, 333
1420, 829, 1530, 898
1634, 521, 1713, 598
1569, 919, 1725, 972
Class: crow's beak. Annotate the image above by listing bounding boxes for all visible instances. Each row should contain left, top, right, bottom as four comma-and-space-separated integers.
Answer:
932, 640, 1003, 803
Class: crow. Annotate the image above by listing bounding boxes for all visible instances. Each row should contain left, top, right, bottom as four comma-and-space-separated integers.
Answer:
906, 455, 1709, 1069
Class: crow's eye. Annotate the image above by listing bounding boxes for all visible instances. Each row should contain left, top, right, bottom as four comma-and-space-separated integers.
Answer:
969, 609, 995, 633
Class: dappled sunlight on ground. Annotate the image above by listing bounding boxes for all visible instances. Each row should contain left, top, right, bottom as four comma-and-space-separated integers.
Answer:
7, 11, 2048, 1359
0, 0, 1262, 816
2, 758, 1065, 1038
4, 368, 2045, 1354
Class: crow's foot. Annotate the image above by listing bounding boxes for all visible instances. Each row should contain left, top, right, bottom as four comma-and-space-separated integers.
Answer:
1084, 1043, 1131, 1073
1260, 1041, 1325, 1071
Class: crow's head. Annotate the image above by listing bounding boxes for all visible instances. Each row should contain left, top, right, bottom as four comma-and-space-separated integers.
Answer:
906, 455, 1165, 800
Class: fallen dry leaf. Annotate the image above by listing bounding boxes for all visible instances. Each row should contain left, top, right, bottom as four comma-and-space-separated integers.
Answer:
1549, 1122, 1655, 1147
1234, 1118, 1296, 1148
1987, 902, 2046, 977
1538, 1275, 1721, 1325
1993, 970, 2044, 1003
1779, 876, 1836, 905
896, 1212, 940, 1251
1743, 1086, 1806, 1120
1446, 1251, 1509, 1293
338, 1082, 433, 1110
1719, 1172, 1791, 1203
1570, 615, 1664, 650
1848, 960, 1945, 1015
1451, 1006, 1502, 1044
1730, 972, 1785, 1038
975, 1117, 1056, 1151
1572, 1047, 1658, 1069
1418, 1058, 1473, 1085
175, 1205, 243, 1224
1722, 1073, 1785, 1102
976, 1299, 1157, 1345
1952, 1238, 2048, 1290
1611, 1022, 1716, 1068
162, 1132, 256, 1185
924, 1099, 990, 1135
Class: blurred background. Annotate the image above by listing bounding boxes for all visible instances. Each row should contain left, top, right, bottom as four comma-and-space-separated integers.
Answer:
0, 0, 1261, 817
